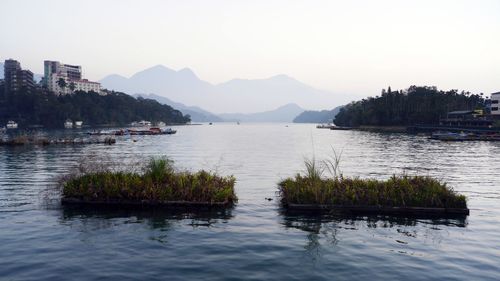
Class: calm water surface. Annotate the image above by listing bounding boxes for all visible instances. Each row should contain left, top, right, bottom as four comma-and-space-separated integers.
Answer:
1, 123, 499, 280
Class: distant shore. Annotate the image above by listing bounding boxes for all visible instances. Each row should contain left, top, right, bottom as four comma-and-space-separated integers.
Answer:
356, 126, 408, 133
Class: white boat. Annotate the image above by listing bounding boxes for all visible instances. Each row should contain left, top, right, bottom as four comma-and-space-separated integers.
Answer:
155, 121, 166, 127
130, 120, 152, 127
316, 123, 334, 129
74, 121, 83, 128
139, 120, 152, 127
64, 120, 73, 129
6, 121, 18, 129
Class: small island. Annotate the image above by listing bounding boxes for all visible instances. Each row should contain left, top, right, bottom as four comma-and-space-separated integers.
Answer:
61, 158, 237, 208
278, 160, 469, 216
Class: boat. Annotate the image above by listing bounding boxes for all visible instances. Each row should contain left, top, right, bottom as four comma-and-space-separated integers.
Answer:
316, 123, 334, 129
74, 121, 83, 128
430, 131, 500, 141
6, 121, 18, 129
0, 126, 6, 133
128, 127, 176, 135
161, 128, 177, 135
155, 121, 166, 127
430, 131, 472, 141
129, 120, 152, 127
64, 119, 73, 129
330, 125, 353, 130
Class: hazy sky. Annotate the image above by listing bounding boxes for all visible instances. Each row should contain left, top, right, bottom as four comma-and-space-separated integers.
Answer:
1, 0, 499, 97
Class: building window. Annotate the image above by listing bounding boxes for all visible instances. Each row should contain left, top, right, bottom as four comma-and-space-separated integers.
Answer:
492, 107, 499, 111
492, 100, 499, 104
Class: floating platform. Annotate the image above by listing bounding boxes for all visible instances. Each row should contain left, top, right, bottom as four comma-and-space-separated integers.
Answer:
329, 126, 353, 130
61, 197, 233, 210
284, 203, 469, 216
88, 128, 176, 136
0, 137, 116, 146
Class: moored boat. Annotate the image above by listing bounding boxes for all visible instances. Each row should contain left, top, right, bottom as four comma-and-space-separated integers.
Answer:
128, 127, 176, 135
130, 120, 152, 127
316, 123, 334, 129
430, 131, 500, 141
430, 131, 472, 141
6, 121, 18, 129
74, 121, 83, 128
64, 119, 73, 129
330, 125, 353, 130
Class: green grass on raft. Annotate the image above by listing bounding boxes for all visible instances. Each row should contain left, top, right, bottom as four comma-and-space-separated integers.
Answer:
62, 157, 237, 204
278, 174, 467, 209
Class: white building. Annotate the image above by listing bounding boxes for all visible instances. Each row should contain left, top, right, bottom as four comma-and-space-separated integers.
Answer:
491, 92, 500, 115
43, 60, 102, 95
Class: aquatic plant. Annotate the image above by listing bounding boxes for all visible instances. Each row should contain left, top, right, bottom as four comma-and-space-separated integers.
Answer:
278, 158, 467, 209
62, 157, 237, 204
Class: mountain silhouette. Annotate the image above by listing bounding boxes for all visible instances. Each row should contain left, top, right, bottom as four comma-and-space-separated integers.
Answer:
219, 103, 304, 122
100, 65, 342, 113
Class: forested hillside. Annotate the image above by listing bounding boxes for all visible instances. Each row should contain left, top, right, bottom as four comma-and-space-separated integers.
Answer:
0, 86, 190, 128
334, 86, 487, 127
293, 106, 342, 123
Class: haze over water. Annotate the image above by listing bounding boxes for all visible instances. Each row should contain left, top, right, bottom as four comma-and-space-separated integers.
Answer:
1, 124, 499, 280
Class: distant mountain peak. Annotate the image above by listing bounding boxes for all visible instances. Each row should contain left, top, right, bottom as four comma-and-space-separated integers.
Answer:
105, 73, 127, 79
270, 74, 293, 80
178, 67, 194, 74
177, 67, 199, 79
133, 64, 175, 76
150, 64, 171, 71
278, 103, 302, 109
218, 103, 305, 122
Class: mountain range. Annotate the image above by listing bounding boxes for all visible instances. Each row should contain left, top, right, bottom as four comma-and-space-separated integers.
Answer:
135, 93, 223, 122
136, 93, 304, 122
99, 65, 343, 114
219, 103, 304, 122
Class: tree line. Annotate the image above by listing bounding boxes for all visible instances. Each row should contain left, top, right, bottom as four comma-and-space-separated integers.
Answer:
334, 86, 488, 127
293, 106, 343, 123
0, 85, 190, 128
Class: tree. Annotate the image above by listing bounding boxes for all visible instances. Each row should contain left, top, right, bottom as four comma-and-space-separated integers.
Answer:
69, 82, 76, 92
57, 78, 67, 91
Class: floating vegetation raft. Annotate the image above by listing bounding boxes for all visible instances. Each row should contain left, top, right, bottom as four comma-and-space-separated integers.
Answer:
62, 158, 237, 208
278, 174, 469, 215
0, 136, 115, 146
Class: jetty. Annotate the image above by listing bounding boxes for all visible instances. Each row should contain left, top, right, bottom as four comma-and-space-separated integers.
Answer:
0, 136, 116, 146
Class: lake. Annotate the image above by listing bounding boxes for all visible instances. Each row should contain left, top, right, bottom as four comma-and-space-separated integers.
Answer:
1, 123, 499, 280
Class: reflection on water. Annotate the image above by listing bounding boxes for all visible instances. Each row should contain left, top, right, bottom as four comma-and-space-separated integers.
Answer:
280, 211, 468, 262
60, 205, 234, 231
281, 212, 468, 233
